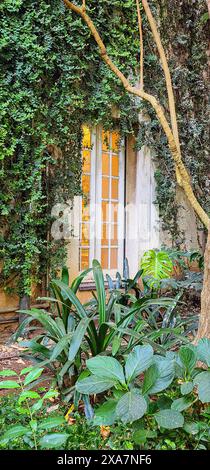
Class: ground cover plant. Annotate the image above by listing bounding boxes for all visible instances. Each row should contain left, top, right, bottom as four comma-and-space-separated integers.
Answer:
10, 256, 196, 394
0, 339, 210, 450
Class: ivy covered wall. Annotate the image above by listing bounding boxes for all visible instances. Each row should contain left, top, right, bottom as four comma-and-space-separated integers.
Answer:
0, 0, 209, 300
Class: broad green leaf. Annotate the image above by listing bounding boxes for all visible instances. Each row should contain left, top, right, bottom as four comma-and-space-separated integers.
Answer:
155, 409, 184, 429
194, 371, 210, 403
116, 389, 147, 424
18, 391, 40, 404
30, 419, 38, 431
68, 317, 91, 362
0, 425, 29, 443
133, 429, 157, 444
31, 399, 43, 412
43, 390, 59, 400
183, 421, 199, 435
141, 250, 173, 282
24, 368, 44, 386
148, 355, 175, 394
181, 382, 194, 395
38, 416, 65, 430
197, 338, 210, 367
0, 369, 17, 377
0, 380, 20, 389
125, 345, 154, 382
179, 346, 197, 372
142, 364, 159, 395
92, 260, 106, 325
112, 336, 121, 356
171, 397, 194, 412
75, 375, 116, 395
93, 400, 117, 426
39, 433, 69, 449
87, 356, 125, 384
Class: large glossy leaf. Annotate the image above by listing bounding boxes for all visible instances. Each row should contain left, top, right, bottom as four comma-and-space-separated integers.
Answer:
0, 369, 17, 377
142, 364, 159, 395
181, 382, 194, 395
0, 425, 30, 444
68, 317, 91, 362
116, 389, 147, 423
171, 397, 194, 412
141, 249, 173, 281
194, 371, 210, 403
93, 400, 117, 426
39, 433, 69, 449
75, 375, 116, 395
24, 368, 44, 386
92, 260, 106, 325
197, 338, 210, 367
86, 356, 125, 384
155, 409, 184, 429
125, 345, 154, 383
179, 346, 197, 373
148, 355, 175, 394
38, 416, 65, 431
0, 380, 20, 389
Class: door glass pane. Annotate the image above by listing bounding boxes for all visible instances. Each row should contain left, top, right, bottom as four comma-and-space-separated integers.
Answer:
112, 155, 119, 177
110, 248, 118, 269
111, 179, 118, 200
101, 248, 109, 269
102, 153, 109, 175
102, 177, 109, 199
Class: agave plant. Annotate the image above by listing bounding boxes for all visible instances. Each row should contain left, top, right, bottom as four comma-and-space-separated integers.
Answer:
13, 260, 175, 389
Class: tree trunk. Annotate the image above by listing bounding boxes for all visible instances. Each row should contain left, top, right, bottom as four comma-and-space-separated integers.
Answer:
196, 228, 210, 339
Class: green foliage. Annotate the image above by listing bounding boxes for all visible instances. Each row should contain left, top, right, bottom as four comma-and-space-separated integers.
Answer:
0, 367, 63, 449
136, 1, 209, 238
0, 0, 140, 296
75, 340, 210, 430
141, 249, 173, 287
13, 261, 185, 393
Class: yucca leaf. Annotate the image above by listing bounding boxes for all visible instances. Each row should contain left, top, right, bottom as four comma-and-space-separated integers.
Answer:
92, 259, 106, 325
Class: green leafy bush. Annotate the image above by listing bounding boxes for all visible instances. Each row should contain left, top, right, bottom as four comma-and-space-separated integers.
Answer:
75, 339, 210, 430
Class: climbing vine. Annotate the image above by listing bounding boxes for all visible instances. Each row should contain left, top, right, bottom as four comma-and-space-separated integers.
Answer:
0, 0, 139, 298
0, 0, 209, 298
136, 0, 209, 241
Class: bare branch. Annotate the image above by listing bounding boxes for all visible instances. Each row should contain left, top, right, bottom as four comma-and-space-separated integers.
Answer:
63, 0, 210, 229
136, 0, 144, 89
141, 0, 182, 185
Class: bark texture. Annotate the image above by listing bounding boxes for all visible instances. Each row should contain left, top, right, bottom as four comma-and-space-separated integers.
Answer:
197, 228, 210, 340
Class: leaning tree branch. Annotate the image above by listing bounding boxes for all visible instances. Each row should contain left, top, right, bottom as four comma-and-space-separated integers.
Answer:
63, 0, 210, 229
141, 0, 182, 186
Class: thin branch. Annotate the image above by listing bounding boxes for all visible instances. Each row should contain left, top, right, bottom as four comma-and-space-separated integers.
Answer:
62, 0, 210, 229
141, 0, 181, 178
136, 0, 144, 89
